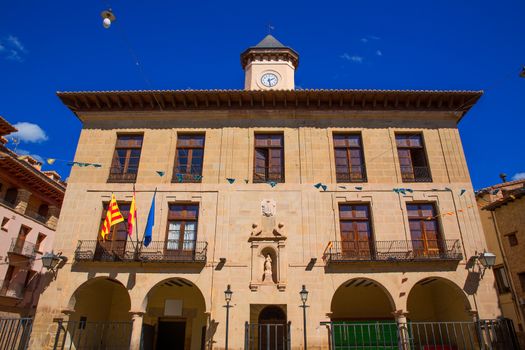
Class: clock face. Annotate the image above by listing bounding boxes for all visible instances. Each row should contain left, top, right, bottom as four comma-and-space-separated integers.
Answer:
261, 73, 278, 87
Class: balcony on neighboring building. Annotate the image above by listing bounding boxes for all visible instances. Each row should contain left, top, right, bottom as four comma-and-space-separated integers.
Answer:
323, 239, 462, 264
400, 166, 432, 183
24, 209, 48, 225
7, 238, 36, 264
0, 197, 16, 209
74, 240, 207, 264
0, 279, 25, 300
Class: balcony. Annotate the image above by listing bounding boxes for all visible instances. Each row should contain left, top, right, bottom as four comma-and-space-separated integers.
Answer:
24, 209, 48, 225
74, 240, 207, 264
0, 280, 25, 299
107, 168, 137, 183
0, 197, 16, 209
8, 238, 36, 260
400, 166, 432, 182
323, 239, 462, 264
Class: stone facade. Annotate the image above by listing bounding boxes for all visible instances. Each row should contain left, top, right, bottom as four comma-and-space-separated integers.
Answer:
28, 37, 500, 350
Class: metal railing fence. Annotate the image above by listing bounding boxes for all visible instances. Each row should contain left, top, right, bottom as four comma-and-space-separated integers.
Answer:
74, 240, 207, 263
52, 319, 132, 350
323, 319, 519, 350
401, 166, 432, 182
0, 318, 33, 350
8, 238, 36, 258
245, 322, 291, 350
324, 239, 462, 263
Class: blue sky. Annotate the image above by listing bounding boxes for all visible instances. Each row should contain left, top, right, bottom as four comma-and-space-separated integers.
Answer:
0, 0, 523, 189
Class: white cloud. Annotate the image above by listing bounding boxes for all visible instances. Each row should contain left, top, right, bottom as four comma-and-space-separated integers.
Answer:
511, 172, 525, 181
376, 50, 383, 56
361, 35, 380, 43
360, 38, 368, 43
10, 122, 48, 143
7, 35, 25, 52
340, 53, 363, 63
0, 35, 27, 62
16, 149, 44, 164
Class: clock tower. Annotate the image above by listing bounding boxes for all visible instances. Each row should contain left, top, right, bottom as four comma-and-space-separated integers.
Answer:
241, 35, 299, 90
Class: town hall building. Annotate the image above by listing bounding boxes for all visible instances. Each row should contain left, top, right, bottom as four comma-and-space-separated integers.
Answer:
28, 35, 511, 349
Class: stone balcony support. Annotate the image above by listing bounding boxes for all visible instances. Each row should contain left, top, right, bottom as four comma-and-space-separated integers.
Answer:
46, 205, 60, 230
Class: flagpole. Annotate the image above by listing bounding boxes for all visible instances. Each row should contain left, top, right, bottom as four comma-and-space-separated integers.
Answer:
140, 187, 157, 246
134, 183, 141, 252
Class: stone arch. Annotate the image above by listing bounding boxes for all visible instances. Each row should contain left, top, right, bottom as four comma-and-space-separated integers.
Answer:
406, 276, 472, 321
330, 278, 396, 320
140, 277, 208, 350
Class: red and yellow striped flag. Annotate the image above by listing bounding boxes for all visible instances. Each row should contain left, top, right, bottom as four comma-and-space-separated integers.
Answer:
100, 194, 124, 240
128, 192, 137, 237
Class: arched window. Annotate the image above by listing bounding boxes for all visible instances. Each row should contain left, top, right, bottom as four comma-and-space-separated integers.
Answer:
4, 188, 18, 206
38, 204, 49, 218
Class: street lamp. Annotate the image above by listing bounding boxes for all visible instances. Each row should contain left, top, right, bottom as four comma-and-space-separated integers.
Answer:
474, 251, 496, 278
42, 251, 66, 279
299, 285, 309, 349
224, 285, 233, 350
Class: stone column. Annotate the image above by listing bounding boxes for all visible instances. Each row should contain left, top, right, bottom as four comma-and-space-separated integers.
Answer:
394, 311, 410, 350
129, 311, 144, 350
14, 189, 32, 215
46, 205, 60, 230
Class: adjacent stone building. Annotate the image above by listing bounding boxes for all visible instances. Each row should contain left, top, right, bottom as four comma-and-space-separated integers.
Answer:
477, 178, 525, 344
29, 35, 503, 349
0, 116, 65, 317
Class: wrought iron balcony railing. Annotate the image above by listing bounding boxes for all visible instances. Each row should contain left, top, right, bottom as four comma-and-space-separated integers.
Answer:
400, 166, 432, 182
323, 239, 462, 263
74, 240, 207, 263
107, 168, 138, 183
336, 165, 367, 183
253, 168, 285, 183
8, 238, 36, 259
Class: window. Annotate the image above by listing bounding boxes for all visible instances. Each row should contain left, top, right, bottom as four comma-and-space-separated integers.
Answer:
254, 134, 284, 183
396, 134, 432, 182
95, 203, 130, 259
507, 232, 518, 247
519, 272, 525, 292
1, 217, 8, 232
34, 233, 46, 253
173, 134, 205, 183
108, 134, 143, 183
4, 188, 18, 207
333, 134, 366, 182
99, 203, 130, 242
166, 204, 199, 251
493, 266, 511, 294
407, 203, 443, 257
37, 204, 49, 218
339, 204, 373, 258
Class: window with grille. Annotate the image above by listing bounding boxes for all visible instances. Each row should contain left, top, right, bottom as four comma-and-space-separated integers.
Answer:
333, 134, 366, 182
254, 134, 284, 183
173, 134, 205, 183
396, 134, 432, 182
108, 134, 143, 183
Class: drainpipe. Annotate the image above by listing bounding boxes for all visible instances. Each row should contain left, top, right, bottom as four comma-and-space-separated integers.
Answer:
491, 211, 525, 329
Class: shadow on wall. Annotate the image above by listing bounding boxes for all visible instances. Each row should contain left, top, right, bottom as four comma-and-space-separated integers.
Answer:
463, 271, 481, 295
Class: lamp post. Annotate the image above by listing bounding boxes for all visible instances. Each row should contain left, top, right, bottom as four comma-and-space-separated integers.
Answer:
299, 285, 309, 349
42, 251, 64, 278
224, 284, 233, 350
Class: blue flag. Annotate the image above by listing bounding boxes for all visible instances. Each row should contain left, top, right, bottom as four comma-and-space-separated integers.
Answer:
143, 191, 156, 247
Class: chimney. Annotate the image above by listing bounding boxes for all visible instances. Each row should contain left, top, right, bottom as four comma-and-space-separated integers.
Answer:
499, 173, 507, 183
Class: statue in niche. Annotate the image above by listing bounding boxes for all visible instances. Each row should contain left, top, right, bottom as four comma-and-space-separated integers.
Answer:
261, 199, 276, 217
263, 254, 273, 282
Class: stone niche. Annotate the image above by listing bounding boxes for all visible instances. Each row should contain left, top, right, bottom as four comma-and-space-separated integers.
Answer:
249, 199, 287, 292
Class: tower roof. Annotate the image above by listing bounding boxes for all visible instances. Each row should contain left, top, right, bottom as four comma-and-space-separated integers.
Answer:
240, 35, 299, 69
254, 35, 287, 49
